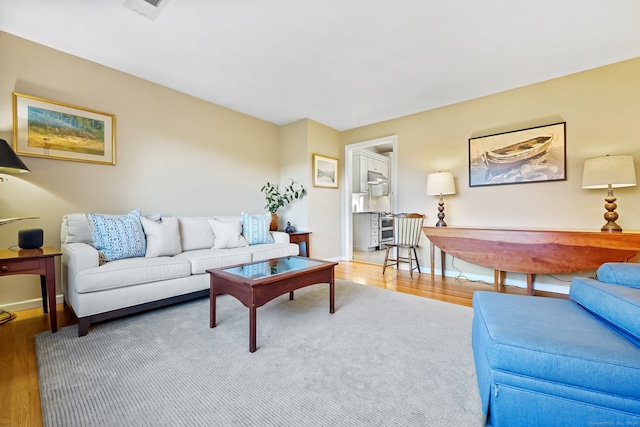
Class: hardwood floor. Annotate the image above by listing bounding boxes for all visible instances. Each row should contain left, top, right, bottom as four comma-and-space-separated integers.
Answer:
0, 303, 76, 427
0, 261, 565, 426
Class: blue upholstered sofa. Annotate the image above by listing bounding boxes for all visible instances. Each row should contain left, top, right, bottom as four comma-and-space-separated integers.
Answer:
472, 263, 640, 426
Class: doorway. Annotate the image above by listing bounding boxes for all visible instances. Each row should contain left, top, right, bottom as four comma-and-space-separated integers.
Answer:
343, 136, 398, 264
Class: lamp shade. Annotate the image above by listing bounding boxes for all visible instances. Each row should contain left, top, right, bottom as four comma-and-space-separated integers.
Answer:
427, 171, 456, 195
582, 155, 636, 189
0, 139, 29, 174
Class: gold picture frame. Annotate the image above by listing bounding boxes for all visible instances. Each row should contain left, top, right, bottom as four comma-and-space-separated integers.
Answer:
313, 153, 339, 188
12, 92, 116, 165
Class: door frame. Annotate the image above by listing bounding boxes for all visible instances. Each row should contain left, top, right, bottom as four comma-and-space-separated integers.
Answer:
343, 135, 398, 261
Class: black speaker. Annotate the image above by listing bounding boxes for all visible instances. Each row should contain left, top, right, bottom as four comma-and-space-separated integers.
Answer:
19, 228, 43, 249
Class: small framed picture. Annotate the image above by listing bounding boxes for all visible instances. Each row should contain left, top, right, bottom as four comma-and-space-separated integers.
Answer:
469, 122, 566, 187
313, 153, 339, 188
13, 92, 116, 165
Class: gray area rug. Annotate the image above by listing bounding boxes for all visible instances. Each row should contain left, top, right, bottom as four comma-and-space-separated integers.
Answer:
35, 280, 484, 426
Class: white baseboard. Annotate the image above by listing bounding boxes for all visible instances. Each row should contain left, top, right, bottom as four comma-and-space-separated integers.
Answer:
432, 269, 570, 295
0, 293, 64, 312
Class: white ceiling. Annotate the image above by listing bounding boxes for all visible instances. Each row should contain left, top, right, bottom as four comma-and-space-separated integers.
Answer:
1, 0, 639, 131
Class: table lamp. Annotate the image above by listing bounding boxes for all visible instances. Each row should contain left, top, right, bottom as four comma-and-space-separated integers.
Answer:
582, 155, 636, 232
427, 172, 456, 226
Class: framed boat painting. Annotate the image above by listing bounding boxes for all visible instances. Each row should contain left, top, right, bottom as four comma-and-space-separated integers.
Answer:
469, 122, 566, 187
12, 92, 116, 165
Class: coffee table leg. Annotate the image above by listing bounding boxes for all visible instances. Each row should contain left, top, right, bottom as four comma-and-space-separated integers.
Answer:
289, 291, 294, 300
330, 280, 335, 314
249, 305, 257, 353
210, 289, 216, 328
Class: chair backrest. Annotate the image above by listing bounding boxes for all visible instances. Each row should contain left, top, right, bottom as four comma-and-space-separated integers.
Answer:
393, 213, 425, 246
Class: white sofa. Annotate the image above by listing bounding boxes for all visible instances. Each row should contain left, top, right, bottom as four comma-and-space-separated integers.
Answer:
61, 211, 299, 336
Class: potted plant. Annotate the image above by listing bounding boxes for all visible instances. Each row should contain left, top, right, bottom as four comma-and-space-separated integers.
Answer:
261, 179, 307, 230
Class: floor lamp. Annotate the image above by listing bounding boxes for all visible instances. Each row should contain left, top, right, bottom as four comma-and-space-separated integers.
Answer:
582, 155, 636, 232
0, 138, 30, 325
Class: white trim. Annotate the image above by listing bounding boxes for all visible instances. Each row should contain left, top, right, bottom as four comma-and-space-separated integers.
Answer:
435, 270, 570, 295
1, 293, 64, 313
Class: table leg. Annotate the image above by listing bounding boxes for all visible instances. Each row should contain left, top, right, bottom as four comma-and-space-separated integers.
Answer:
527, 274, 535, 296
45, 258, 57, 333
249, 305, 257, 353
493, 270, 505, 292
210, 287, 217, 328
289, 291, 294, 300
329, 279, 335, 314
440, 250, 446, 278
40, 275, 48, 313
430, 243, 435, 280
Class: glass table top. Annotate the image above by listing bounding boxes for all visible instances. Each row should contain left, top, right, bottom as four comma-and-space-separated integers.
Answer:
221, 257, 324, 280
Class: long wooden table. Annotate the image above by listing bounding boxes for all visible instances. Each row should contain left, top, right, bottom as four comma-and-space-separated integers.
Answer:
422, 226, 640, 295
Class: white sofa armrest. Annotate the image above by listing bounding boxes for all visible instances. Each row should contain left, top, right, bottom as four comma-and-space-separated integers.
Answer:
270, 231, 290, 244
63, 242, 100, 271
61, 242, 100, 304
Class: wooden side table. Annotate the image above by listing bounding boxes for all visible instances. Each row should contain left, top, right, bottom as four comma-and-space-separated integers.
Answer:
0, 246, 62, 332
288, 231, 311, 258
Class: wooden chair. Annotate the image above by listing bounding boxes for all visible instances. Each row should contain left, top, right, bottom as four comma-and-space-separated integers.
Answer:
382, 213, 425, 277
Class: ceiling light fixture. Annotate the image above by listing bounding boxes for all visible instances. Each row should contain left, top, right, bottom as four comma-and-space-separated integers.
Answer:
123, 0, 170, 21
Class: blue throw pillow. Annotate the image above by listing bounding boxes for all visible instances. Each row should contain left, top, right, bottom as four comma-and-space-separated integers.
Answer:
241, 212, 274, 245
596, 263, 640, 289
88, 209, 146, 263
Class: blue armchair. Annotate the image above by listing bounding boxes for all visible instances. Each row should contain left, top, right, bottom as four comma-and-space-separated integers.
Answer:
471, 263, 640, 426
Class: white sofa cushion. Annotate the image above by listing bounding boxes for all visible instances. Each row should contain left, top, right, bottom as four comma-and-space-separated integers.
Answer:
63, 213, 95, 244
76, 256, 192, 293
175, 248, 252, 274
141, 216, 182, 257
178, 217, 215, 251
245, 242, 299, 261
209, 217, 248, 249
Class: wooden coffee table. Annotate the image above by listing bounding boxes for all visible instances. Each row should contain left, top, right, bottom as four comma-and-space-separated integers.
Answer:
207, 256, 338, 352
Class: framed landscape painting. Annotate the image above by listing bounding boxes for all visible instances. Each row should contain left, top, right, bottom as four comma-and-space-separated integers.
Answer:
469, 122, 566, 187
12, 92, 116, 165
313, 153, 339, 188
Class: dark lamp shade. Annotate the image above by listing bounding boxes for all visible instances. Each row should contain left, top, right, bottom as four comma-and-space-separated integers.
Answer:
0, 139, 29, 174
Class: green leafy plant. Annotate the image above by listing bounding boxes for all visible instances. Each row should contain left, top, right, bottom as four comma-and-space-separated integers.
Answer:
261, 179, 307, 214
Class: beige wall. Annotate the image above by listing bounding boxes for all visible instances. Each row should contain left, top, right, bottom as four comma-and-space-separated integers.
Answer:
342, 57, 640, 291
0, 32, 282, 308
306, 119, 342, 260
279, 119, 309, 231
2, 29, 639, 307
280, 119, 342, 260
